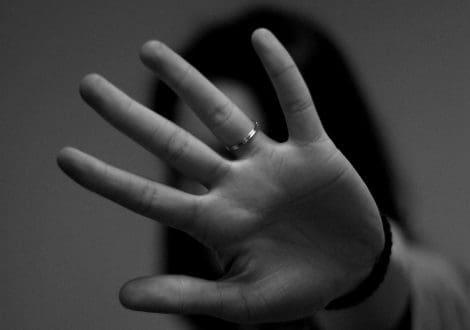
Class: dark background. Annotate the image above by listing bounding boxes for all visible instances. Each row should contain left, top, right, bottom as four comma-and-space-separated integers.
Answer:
1, 0, 470, 328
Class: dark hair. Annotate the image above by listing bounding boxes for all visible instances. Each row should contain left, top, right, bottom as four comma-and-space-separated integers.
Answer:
152, 6, 410, 328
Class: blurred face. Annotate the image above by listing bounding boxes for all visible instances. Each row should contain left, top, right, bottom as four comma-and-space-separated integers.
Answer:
173, 79, 266, 194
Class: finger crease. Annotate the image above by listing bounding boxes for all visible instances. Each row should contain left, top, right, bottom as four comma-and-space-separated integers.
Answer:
285, 97, 314, 115
173, 64, 193, 92
271, 63, 296, 80
137, 183, 158, 216
125, 98, 136, 114
164, 129, 190, 164
209, 100, 235, 129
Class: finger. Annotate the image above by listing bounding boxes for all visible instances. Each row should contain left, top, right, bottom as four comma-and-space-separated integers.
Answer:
120, 275, 248, 323
251, 28, 325, 142
57, 147, 203, 235
79, 73, 229, 186
140, 41, 263, 153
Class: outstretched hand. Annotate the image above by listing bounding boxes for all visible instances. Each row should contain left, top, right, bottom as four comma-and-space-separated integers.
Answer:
58, 29, 384, 324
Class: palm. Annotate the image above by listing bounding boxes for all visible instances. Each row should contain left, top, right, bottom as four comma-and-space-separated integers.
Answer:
196, 139, 382, 322
58, 29, 383, 324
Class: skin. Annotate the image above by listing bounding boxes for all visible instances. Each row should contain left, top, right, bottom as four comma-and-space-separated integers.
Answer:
173, 79, 266, 194
57, 29, 400, 325
174, 82, 411, 330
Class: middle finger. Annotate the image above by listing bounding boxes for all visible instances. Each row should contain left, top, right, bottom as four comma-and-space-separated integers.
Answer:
140, 40, 261, 153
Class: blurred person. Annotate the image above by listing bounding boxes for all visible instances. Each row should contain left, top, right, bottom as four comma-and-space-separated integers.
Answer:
57, 6, 470, 330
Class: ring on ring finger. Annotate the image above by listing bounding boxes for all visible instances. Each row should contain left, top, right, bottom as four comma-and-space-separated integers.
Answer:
225, 121, 260, 152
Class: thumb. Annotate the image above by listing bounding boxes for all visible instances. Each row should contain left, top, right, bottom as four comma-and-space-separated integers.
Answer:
119, 275, 247, 322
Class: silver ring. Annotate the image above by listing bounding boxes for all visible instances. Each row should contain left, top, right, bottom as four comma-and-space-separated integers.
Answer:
225, 122, 260, 152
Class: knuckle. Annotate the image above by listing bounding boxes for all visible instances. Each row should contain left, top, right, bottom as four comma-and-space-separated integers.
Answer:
237, 287, 255, 323
213, 282, 228, 318
186, 196, 211, 241
125, 98, 136, 114
186, 196, 203, 228
208, 161, 231, 183
286, 96, 314, 115
175, 277, 188, 314
174, 63, 194, 91
137, 183, 158, 215
209, 100, 235, 129
228, 286, 265, 324
163, 128, 191, 164
100, 163, 116, 194
271, 62, 296, 80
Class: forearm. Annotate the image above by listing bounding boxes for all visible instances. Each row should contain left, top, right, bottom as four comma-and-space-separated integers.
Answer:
314, 226, 411, 330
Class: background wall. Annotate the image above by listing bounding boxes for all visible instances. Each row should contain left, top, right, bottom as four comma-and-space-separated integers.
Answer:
1, 0, 469, 328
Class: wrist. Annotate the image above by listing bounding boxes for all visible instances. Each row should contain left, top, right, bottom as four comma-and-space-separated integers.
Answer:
314, 223, 411, 330
325, 214, 392, 310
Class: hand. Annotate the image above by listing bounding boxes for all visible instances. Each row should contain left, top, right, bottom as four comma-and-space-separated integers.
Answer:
57, 28, 384, 324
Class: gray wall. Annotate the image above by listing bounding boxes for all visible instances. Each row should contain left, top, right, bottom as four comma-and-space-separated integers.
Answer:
2, 0, 470, 328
